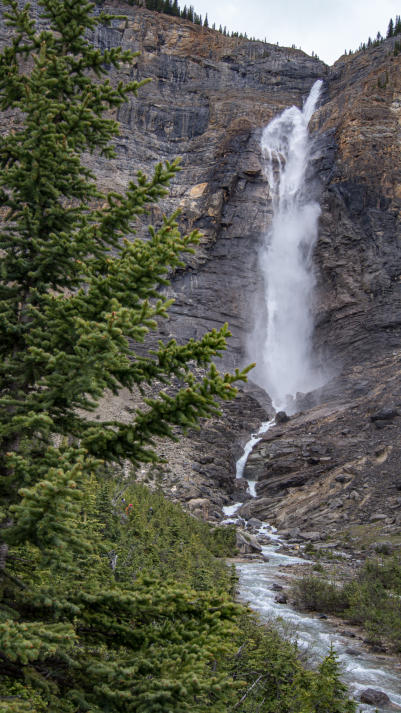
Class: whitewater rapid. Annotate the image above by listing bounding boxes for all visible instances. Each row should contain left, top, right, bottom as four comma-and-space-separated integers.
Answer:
222, 424, 401, 712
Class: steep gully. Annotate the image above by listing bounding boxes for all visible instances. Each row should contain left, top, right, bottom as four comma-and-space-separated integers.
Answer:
223, 84, 401, 711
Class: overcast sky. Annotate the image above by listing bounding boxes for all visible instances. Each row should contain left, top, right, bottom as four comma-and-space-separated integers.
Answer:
191, 0, 400, 65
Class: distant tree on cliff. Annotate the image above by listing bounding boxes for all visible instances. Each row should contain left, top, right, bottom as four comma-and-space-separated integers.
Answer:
0, 0, 251, 708
387, 17, 394, 37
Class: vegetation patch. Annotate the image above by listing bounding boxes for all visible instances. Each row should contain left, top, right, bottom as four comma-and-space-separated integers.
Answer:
294, 556, 401, 652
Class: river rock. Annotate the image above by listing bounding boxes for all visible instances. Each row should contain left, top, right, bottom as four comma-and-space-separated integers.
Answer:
236, 530, 262, 554
246, 517, 264, 529
360, 689, 391, 706
274, 593, 288, 604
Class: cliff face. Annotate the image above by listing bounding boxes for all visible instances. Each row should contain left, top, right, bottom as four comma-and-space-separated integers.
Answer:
94, 3, 327, 371
2, 3, 401, 534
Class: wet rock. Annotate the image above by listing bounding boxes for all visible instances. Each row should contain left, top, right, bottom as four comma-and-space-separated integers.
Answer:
360, 689, 391, 706
246, 517, 264, 529
272, 583, 283, 591
233, 477, 251, 498
238, 498, 272, 520
276, 411, 290, 424
236, 530, 262, 554
275, 593, 288, 604
345, 647, 361, 656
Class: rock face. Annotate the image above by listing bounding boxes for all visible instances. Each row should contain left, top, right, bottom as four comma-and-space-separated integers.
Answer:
2, 3, 401, 534
89, 2, 328, 373
240, 351, 401, 534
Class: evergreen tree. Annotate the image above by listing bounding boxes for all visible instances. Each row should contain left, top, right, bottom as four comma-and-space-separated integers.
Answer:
0, 0, 250, 709
387, 17, 394, 37
204, 12, 208, 27
395, 14, 401, 35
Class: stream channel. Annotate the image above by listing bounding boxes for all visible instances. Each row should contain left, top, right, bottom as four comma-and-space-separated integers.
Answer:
222, 421, 401, 712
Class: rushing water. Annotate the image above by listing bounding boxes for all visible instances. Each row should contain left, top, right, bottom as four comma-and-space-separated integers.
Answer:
237, 539, 401, 713
223, 428, 401, 712
249, 79, 326, 413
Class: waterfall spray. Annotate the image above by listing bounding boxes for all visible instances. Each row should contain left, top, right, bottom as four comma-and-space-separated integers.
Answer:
250, 80, 325, 413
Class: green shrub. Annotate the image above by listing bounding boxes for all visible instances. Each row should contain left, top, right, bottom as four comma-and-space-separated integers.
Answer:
294, 556, 401, 651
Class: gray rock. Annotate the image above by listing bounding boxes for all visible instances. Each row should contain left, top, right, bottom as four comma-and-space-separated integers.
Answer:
247, 517, 264, 529
236, 530, 262, 554
370, 513, 387, 522
360, 689, 391, 706
370, 407, 399, 422
279, 527, 301, 540
335, 474, 352, 483
299, 531, 322, 542
275, 593, 288, 604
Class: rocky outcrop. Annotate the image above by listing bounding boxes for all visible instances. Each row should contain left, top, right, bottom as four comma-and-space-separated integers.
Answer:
237, 351, 401, 536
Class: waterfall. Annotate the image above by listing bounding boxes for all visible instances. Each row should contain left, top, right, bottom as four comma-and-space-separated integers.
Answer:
250, 80, 325, 413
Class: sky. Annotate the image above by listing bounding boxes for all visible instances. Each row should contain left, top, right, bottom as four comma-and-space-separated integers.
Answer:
190, 0, 401, 65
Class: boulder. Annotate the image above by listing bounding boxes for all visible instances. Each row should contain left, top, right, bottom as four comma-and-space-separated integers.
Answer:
335, 473, 352, 483
187, 498, 211, 519
275, 411, 290, 424
275, 593, 288, 604
236, 530, 262, 554
246, 517, 264, 529
360, 689, 391, 706
238, 498, 271, 520
370, 407, 399, 422
298, 531, 322, 542
370, 513, 387, 522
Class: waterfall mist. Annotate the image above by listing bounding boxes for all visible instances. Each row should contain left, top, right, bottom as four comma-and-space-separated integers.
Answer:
249, 80, 326, 414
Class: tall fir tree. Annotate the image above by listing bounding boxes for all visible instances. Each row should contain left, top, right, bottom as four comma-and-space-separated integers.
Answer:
0, 0, 251, 709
